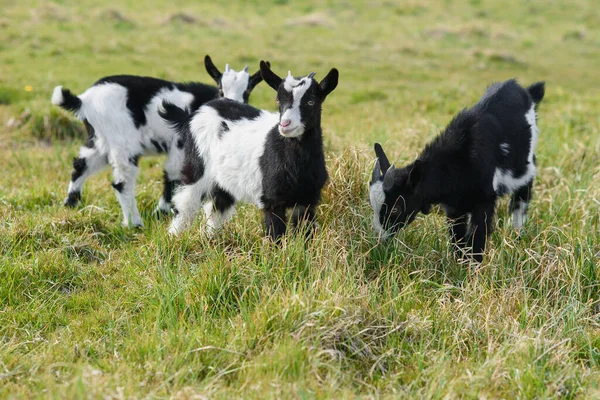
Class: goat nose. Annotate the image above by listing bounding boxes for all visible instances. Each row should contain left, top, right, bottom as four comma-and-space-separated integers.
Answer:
280, 119, 291, 128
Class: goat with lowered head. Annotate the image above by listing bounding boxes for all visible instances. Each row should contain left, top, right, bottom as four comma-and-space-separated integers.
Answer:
159, 61, 339, 240
51, 55, 266, 227
370, 79, 545, 262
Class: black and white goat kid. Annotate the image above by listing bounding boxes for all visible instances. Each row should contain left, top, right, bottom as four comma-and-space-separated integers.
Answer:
159, 61, 339, 240
370, 79, 545, 262
51, 55, 265, 227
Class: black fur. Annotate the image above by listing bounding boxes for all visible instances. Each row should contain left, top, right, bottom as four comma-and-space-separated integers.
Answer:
129, 154, 141, 166
150, 139, 164, 153
204, 55, 223, 87
208, 98, 262, 121
372, 79, 545, 262
56, 87, 82, 112
111, 181, 125, 193
527, 82, 545, 104
259, 124, 327, 216
244, 62, 269, 103
93, 75, 219, 128
212, 186, 235, 213
159, 103, 206, 186
162, 170, 180, 207
64, 191, 81, 208
218, 121, 230, 139
158, 101, 191, 134
83, 120, 95, 148
71, 157, 87, 182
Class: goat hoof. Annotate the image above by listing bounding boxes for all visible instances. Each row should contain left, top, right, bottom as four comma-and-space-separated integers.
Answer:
64, 192, 81, 208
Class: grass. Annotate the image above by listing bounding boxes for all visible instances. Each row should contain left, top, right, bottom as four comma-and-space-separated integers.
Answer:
1, 0, 599, 398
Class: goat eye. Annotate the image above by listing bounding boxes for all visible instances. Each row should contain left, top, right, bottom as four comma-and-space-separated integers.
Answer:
276, 97, 279, 104
307, 100, 315, 106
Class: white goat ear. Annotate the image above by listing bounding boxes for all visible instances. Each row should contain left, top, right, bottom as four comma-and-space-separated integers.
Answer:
225, 64, 230, 72
243, 65, 249, 73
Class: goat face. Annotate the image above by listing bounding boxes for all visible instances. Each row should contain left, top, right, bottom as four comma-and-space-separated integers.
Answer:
204, 55, 265, 103
260, 61, 338, 138
370, 143, 427, 238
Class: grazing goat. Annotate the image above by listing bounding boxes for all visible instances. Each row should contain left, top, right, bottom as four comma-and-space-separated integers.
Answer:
159, 61, 339, 240
370, 79, 545, 262
51, 55, 266, 227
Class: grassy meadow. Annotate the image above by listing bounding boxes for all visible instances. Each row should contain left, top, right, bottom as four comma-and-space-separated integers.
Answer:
1, 0, 600, 398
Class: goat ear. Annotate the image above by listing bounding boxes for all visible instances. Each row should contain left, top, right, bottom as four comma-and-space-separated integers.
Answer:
382, 165, 397, 192
374, 143, 391, 175
408, 160, 424, 188
371, 159, 382, 182
318, 68, 339, 100
260, 60, 282, 92
204, 55, 222, 85
247, 61, 269, 92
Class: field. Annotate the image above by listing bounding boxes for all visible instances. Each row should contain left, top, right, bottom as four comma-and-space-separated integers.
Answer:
1, 0, 600, 398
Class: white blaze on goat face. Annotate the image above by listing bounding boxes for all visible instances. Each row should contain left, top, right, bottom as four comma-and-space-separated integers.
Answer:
278, 72, 313, 138
369, 180, 389, 239
492, 103, 538, 195
221, 67, 250, 103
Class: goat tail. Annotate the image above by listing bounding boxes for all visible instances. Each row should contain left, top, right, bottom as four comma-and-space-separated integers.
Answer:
158, 100, 190, 134
527, 81, 545, 104
51, 86, 82, 113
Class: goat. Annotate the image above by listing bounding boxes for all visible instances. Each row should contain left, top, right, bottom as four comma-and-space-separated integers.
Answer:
51, 55, 266, 227
369, 79, 545, 262
158, 61, 339, 240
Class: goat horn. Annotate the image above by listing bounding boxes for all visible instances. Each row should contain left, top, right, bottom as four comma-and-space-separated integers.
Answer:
287, 70, 292, 78
307, 72, 316, 79
225, 64, 230, 72
243, 65, 249, 72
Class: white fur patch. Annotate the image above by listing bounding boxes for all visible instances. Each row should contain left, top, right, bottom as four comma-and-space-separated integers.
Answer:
204, 200, 236, 235
492, 104, 538, 195
524, 104, 539, 165
221, 68, 250, 103
190, 106, 279, 207
512, 200, 528, 229
283, 73, 302, 92
51, 86, 64, 105
369, 181, 389, 239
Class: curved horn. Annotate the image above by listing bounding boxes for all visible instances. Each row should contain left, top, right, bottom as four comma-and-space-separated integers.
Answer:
374, 143, 391, 175
307, 72, 316, 79
243, 65, 249, 73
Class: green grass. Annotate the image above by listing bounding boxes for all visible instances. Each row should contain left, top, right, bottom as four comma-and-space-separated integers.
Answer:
1, 0, 599, 398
